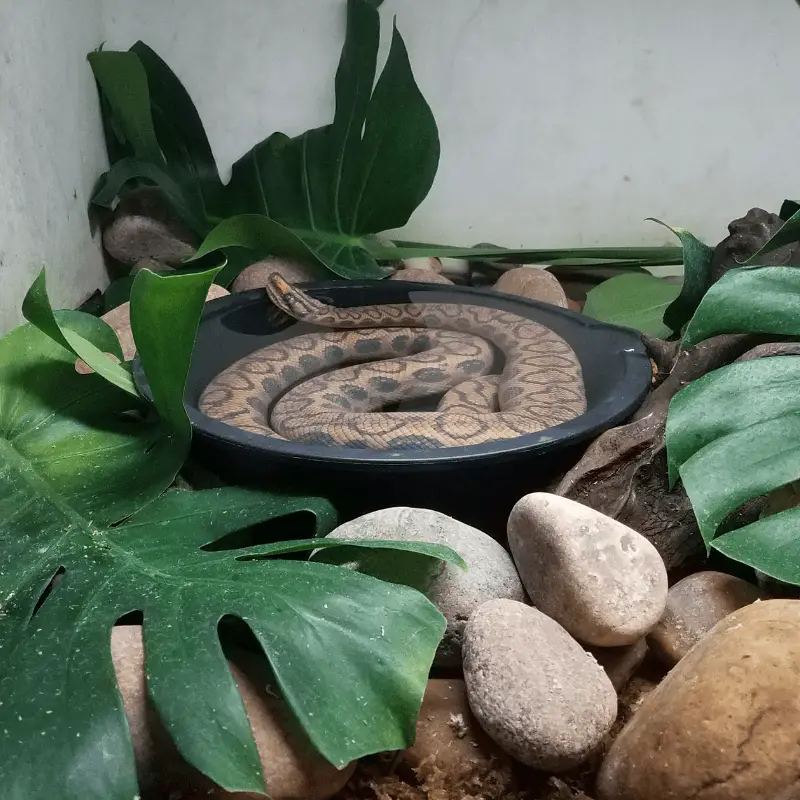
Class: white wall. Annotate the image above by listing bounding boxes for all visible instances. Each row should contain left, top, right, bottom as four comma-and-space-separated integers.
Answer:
104, 0, 800, 251
0, 0, 108, 334
3, 0, 800, 333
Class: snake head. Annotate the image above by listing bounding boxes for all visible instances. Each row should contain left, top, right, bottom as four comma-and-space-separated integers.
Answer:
264, 273, 327, 322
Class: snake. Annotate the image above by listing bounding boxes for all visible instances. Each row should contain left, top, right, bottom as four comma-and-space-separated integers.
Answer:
198, 274, 587, 450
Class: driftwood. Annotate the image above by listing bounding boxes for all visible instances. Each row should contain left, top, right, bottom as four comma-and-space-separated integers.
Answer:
555, 335, 763, 571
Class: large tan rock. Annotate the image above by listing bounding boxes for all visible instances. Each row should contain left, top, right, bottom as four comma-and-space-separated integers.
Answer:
112, 625, 355, 799
597, 599, 800, 800
401, 679, 512, 783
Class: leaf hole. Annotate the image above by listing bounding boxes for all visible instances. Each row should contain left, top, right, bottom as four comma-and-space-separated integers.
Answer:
30, 567, 66, 620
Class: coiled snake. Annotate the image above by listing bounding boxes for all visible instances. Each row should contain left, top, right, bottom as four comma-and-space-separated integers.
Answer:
199, 275, 587, 450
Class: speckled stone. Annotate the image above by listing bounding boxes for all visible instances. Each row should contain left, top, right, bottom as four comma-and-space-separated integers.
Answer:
463, 599, 617, 771
647, 571, 767, 666
507, 493, 668, 646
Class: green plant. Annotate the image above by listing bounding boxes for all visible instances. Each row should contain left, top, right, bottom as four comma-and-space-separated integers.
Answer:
581, 221, 714, 337
89, 0, 682, 284
665, 205, 800, 586
0, 267, 466, 799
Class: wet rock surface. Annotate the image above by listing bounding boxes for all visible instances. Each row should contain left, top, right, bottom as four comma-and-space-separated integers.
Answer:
507, 493, 667, 646
323, 508, 526, 666
463, 599, 617, 771
647, 571, 767, 667
597, 600, 800, 800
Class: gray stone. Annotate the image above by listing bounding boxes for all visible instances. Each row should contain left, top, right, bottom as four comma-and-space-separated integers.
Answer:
103, 188, 196, 266
322, 507, 526, 667
647, 571, 767, 666
507, 493, 668, 646
463, 599, 617, 771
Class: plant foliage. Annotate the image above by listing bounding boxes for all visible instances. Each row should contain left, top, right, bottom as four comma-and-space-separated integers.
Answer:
0, 268, 463, 799
89, 1, 682, 282
666, 259, 800, 586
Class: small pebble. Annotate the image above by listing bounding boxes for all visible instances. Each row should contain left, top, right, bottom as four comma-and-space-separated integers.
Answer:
463, 599, 617, 771
507, 493, 668, 646
647, 570, 767, 666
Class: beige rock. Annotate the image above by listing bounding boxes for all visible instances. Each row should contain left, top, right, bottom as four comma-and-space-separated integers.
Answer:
507, 493, 668, 646
401, 256, 444, 273
112, 625, 355, 800
463, 599, 617, 771
103, 188, 197, 266
590, 639, 647, 692
76, 284, 229, 374
493, 267, 569, 308
401, 679, 511, 782
390, 267, 454, 284
231, 258, 325, 292
597, 599, 800, 800
647, 571, 767, 666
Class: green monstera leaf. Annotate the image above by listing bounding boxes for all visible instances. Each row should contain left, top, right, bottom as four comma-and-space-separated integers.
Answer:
0, 269, 462, 798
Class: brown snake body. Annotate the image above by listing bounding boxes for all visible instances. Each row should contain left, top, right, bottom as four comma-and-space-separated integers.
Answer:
199, 275, 587, 450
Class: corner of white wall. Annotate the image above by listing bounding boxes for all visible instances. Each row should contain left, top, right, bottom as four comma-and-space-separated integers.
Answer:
0, 0, 109, 334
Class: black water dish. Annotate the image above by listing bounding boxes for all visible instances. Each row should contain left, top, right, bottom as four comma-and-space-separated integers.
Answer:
133, 281, 652, 534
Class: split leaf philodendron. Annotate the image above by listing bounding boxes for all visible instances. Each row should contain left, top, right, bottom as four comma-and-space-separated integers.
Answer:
665, 234, 800, 587
0, 267, 464, 799
88, 0, 682, 284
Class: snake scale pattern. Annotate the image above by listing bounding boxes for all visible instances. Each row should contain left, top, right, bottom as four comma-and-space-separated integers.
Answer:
199, 274, 587, 450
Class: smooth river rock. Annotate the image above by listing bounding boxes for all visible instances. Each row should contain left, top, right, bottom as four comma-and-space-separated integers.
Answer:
508, 493, 668, 646
323, 508, 526, 666
492, 267, 569, 308
463, 599, 617, 771
112, 625, 355, 800
103, 187, 197, 266
231, 257, 327, 292
647, 571, 767, 666
597, 599, 800, 800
